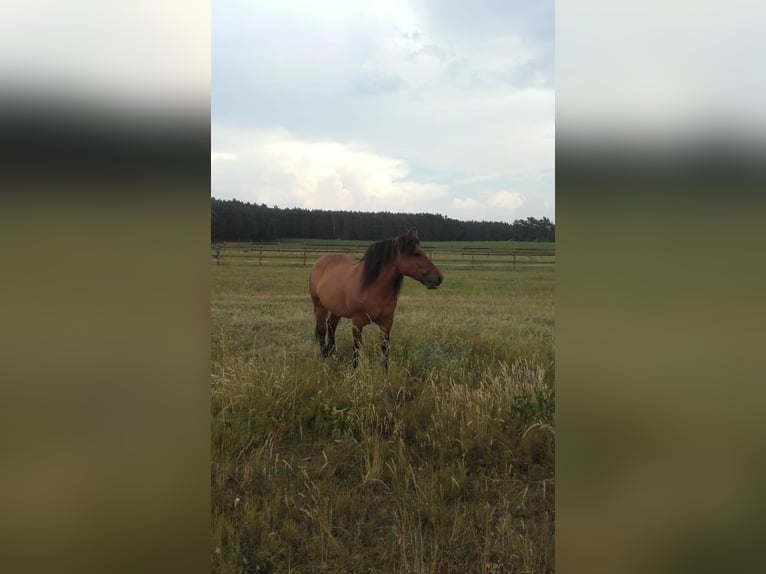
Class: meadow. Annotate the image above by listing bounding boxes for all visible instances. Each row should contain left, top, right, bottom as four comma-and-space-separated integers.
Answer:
211, 243, 555, 573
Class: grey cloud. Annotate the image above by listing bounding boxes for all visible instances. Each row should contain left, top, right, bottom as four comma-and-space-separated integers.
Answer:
350, 71, 404, 96
507, 50, 555, 88
415, 0, 553, 41
413, 0, 554, 87
411, 43, 449, 62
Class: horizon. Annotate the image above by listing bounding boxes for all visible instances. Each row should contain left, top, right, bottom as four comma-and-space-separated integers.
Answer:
211, 196, 555, 226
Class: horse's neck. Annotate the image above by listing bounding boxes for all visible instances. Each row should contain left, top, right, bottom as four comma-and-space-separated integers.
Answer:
368, 261, 401, 294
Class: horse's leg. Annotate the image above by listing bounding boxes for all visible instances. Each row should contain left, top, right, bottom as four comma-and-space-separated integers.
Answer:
378, 316, 394, 373
325, 313, 341, 357
313, 304, 329, 357
351, 316, 367, 369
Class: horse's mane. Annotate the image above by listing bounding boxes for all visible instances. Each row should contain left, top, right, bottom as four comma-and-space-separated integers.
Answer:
361, 232, 418, 293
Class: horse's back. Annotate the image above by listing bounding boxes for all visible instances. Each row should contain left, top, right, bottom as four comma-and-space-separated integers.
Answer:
310, 253, 356, 283
311, 253, 355, 270
309, 254, 360, 316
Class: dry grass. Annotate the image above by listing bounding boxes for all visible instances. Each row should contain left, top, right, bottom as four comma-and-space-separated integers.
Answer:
212, 256, 554, 573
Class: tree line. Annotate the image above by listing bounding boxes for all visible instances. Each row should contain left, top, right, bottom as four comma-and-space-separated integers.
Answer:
211, 198, 555, 242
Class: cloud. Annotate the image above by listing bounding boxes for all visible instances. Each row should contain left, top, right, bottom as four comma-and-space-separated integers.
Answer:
490, 191, 524, 210
450, 191, 525, 222
451, 197, 479, 210
212, 0, 555, 222
351, 68, 404, 96
212, 126, 447, 213
211, 152, 238, 161
411, 0, 553, 86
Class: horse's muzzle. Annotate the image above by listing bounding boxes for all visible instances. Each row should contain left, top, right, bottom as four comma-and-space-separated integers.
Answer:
425, 275, 443, 289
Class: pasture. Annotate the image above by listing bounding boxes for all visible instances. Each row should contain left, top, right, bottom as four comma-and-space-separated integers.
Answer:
211, 243, 555, 573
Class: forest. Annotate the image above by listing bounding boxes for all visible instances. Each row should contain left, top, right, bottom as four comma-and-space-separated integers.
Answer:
211, 198, 555, 242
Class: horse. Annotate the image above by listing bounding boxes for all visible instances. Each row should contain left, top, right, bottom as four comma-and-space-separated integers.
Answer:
309, 228, 443, 370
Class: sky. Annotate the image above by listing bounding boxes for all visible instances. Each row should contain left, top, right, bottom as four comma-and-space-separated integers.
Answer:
212, 0, 554, 224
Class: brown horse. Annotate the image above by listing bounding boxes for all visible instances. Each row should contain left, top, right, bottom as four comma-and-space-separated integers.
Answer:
309, 228, 443, 370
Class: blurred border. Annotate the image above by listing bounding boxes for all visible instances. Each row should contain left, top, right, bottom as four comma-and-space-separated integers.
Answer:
557, 2, 766, 573
0, 2, 211, 573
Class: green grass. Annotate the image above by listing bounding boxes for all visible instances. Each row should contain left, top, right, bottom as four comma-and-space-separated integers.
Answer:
211, 248, 554, 573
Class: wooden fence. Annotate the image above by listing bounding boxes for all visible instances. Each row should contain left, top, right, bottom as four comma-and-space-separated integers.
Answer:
211, 242, 554, 270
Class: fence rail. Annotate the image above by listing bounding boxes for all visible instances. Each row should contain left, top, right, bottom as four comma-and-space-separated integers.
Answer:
211, 243, 554, 269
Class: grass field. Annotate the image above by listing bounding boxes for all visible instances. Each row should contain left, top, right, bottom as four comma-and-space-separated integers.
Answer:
211, 243, 555, 573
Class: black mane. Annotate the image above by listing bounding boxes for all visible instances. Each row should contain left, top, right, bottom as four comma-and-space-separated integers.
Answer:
361, 232, 418, 293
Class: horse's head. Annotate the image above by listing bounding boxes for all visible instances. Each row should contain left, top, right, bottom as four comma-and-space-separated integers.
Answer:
396, 228, 444, 289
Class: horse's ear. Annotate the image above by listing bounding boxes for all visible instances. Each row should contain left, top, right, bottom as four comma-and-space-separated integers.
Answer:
406, 228, 418, 240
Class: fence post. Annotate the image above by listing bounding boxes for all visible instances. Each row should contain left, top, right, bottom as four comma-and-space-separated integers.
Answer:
471, 254, 475, 269
513, 253, 516, 270
259, 245, 263, 266
303, 248, 307, 266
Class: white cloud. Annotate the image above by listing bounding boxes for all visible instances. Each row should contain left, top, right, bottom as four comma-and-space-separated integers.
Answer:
450, 191, 526, 222
212, 126, 447, 213
490, 191, 524, 210
211, 152, 238, 162
451, 197, 479, 210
